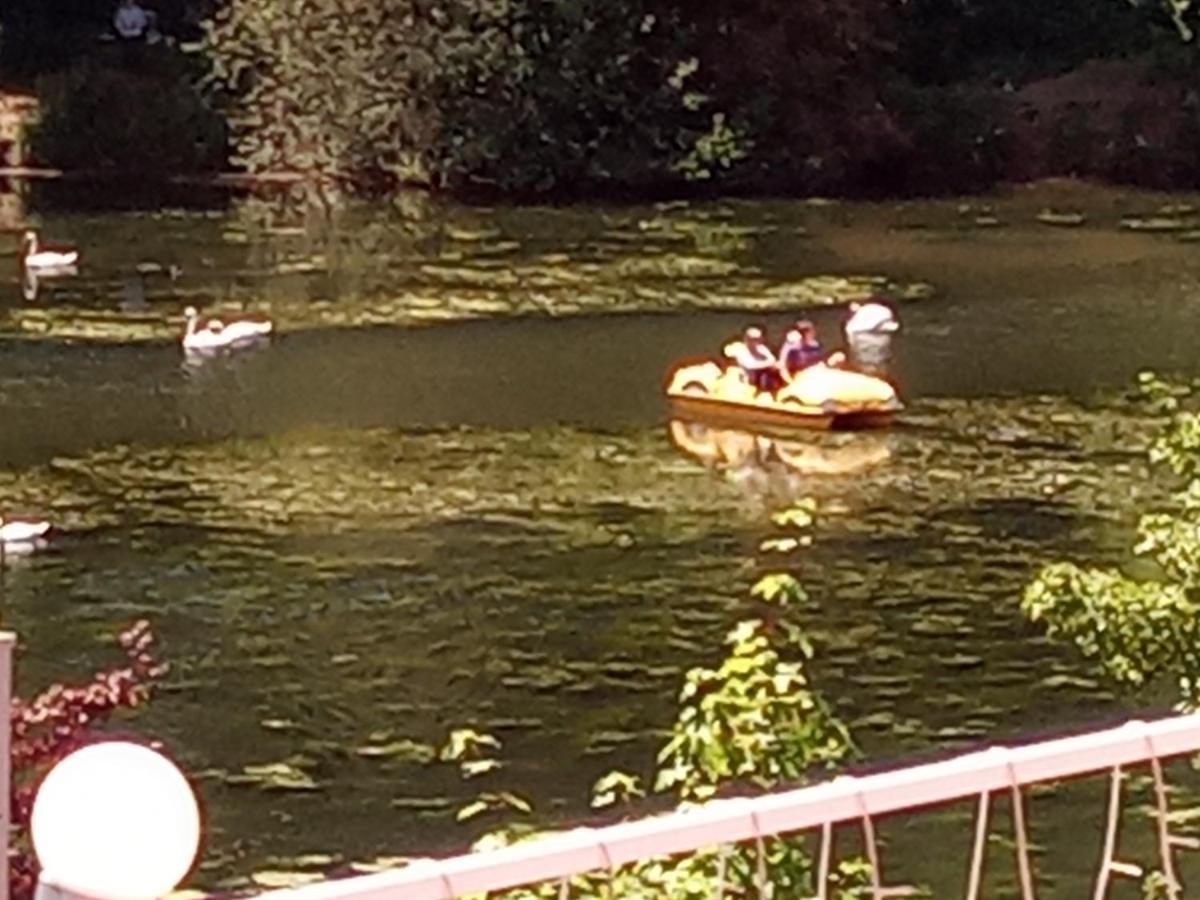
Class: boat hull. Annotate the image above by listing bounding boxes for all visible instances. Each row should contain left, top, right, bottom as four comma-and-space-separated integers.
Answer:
664, 359, 900, 432
668, 394, 895, 432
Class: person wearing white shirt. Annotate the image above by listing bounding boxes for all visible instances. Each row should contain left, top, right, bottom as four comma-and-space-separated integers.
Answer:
728, 326, 780, 393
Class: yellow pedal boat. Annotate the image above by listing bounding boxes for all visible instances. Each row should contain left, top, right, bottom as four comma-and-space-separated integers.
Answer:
664, 352, 901, 431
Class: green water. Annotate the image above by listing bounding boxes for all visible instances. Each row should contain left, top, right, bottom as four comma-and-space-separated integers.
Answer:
2, 180, 1200, 895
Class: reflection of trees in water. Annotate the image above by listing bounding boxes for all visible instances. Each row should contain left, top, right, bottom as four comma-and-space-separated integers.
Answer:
228, 183, 436, 300
0, 178, 26, 231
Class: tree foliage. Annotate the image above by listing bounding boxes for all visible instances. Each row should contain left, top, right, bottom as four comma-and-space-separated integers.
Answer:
31, 53, 226, 178
204, 0, 473, 188
1022, 373, 1200, 708
201, 0, 1188, 198
1142, 0, 1197, 40
654, 618, 851, 801
459, 609, 868, 899
204, 0, 743, 196
12, 0, 1200, 196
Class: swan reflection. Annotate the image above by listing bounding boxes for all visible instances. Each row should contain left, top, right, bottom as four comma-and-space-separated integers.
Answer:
21, 265, 37, 301
18, 261, 78, 302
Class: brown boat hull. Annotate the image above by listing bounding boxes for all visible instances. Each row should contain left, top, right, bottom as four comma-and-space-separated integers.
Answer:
668, 394, 896, 432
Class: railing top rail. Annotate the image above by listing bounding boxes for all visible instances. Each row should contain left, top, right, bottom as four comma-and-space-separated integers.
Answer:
257, 714, 1200, 900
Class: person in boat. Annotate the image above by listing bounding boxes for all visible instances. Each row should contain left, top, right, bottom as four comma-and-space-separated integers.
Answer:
113, 0, 150, 39
778, 320, 824, 379
729, 326, 780, 392
112, 0, 164, 43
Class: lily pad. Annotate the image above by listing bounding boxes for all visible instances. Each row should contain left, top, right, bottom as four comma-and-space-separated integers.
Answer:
1119, 217, 1194, 233
348, 857, 417, 874
227, 761, 321, 791
1038, 673, 1100, 690
260, 718, 299, 732
937, 654, 985, 669
445, 227, 501, 242
250, 871, 325, 889
1036, 210, 1086, 227
267, 854, 339, 869
391, 796, 453, 811
354, 739, 437, 763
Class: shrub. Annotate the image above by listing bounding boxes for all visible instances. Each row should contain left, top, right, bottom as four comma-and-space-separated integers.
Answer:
1022, 374, 1200, 709
30, 54, 226, 178
885, 81, 1015, 195
8, 621, 169, 900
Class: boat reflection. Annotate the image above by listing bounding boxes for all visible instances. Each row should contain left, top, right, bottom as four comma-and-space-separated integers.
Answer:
668, 418, 892, 496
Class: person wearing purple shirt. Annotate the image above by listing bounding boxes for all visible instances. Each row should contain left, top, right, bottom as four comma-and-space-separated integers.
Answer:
779, 320, 824, 379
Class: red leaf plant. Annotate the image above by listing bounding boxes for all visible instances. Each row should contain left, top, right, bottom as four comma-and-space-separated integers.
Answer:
7, 621, 168, 900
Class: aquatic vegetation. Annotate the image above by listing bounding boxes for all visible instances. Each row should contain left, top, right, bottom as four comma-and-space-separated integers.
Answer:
0, 391, 1161, 891
442, 504, 868, 899
229, 495, 870, 896
0, 198, 947, 345
1036, 210, 1087, 227
1023, 373, 1200, 707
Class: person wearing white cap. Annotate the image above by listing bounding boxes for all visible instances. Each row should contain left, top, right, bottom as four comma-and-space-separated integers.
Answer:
728, 325, 780, 393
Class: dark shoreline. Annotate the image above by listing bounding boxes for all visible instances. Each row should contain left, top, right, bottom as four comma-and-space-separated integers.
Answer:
7, 168, 1200, 215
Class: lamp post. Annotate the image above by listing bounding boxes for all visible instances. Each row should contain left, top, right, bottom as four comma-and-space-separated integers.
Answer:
31, 742, 202, 900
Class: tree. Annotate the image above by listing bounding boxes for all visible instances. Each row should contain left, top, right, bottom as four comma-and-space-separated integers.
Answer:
1023, 374, 1200, 708
205, 0, 734, 197
673, 0, 903, 194
205, 0, 481, 191
1142, 0, 1196, 40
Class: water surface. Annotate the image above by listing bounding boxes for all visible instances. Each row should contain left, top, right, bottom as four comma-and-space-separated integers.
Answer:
2, 181, 1199, 895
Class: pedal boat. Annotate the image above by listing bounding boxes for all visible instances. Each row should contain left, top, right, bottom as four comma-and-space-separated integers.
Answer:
665, 352, 901, 431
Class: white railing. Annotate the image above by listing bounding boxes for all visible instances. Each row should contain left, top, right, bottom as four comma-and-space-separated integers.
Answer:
258, 714, 1200, 900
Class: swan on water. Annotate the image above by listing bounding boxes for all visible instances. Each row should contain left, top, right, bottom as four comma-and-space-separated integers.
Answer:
0, 517, 51, 556
20, 230, 79, 273
844, 299, 899, 335
181, 305, 273, 353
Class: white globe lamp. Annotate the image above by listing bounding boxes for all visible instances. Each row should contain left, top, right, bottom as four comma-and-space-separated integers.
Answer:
31, 741, 202, 900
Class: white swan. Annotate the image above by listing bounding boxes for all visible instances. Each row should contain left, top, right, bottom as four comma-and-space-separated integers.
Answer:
845, 300, 899, 335
0, 517, 51, 556
21, 230, 79, 273
182, 305, 273, 353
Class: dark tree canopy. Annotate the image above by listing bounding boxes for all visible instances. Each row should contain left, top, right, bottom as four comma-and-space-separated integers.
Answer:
7, 0, 1200, 196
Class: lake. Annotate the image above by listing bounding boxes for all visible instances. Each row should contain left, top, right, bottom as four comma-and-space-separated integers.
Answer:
1, 178, 1198, 896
